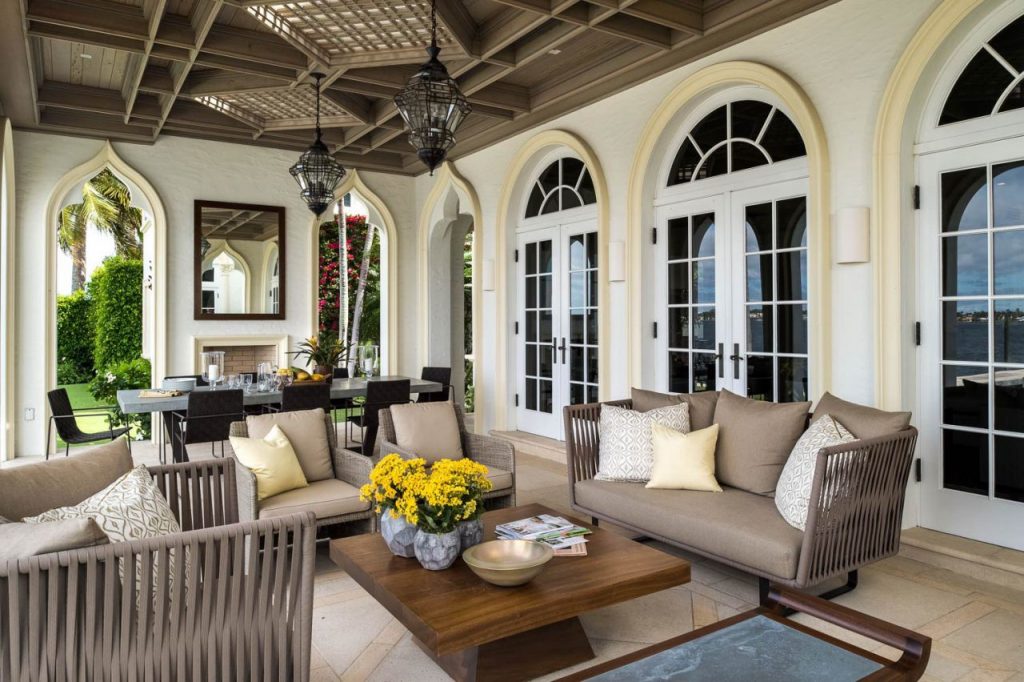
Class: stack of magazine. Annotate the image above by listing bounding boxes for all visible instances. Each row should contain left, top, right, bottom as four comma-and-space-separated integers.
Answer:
495, 514, 591, 557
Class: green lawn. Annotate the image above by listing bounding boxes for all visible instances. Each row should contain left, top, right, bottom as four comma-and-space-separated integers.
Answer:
55, 383, 118, 449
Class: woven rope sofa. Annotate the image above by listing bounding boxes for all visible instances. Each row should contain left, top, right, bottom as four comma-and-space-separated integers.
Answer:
0, 439, 317, 681
564, 392, 918, 604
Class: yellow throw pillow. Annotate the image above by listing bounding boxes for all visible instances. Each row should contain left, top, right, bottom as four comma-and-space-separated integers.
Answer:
230, 425, 309, 501
645, 423, 722, 492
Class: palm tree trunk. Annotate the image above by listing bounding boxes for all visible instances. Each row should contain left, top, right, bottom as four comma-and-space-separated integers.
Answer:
71, 238, 86, 292
348, 226, 376, 372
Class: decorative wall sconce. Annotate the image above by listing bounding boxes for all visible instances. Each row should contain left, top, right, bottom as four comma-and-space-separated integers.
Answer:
835, 206, 870, 264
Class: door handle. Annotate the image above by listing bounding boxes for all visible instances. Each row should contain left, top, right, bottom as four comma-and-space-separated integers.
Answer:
558, 337, 567, 365
717, 343, 725, 379
551, 339, 558, 364
729, 343, 744, 380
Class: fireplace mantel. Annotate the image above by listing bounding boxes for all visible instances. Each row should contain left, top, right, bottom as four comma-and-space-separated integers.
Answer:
190, 334, 290, 373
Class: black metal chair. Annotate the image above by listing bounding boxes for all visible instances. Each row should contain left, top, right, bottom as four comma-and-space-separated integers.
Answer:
159, 374, 210, 463
331, 366, 355, 428
347, 379, 411, 457
171, 389, 245, 462
280, 382, 332, 413
46, 388, 130, 459
417, 366, 453, 403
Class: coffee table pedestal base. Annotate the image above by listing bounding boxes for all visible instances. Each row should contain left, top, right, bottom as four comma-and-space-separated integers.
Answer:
416, 617, 595, 682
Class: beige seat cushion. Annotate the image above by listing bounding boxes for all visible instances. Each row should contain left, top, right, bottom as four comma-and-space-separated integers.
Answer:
246, 409, 333, 482
811, 392, 912, 439
487, 467, 514, 491
389, 402, 463, 464
0, 438, 133, 520
0, 518, 108, 562
258, 479, 369, 521
646, 423, 722, 492
631, 388, 719, 430
575, 479, 803, 579
713, 390, 811, 496
230, 425, 309, 501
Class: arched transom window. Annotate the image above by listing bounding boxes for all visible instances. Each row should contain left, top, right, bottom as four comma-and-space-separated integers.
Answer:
667, 100, 806, 186
525, 157, 596, 218
940, 14, 1024, 125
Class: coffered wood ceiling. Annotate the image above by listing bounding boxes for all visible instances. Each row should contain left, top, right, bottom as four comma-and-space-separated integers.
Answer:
1, 0, 839, 175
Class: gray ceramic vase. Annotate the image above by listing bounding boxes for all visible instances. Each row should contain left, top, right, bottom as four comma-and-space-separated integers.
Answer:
380, 511, 417, 558
458, 519, 484, 550
413, 529, 461, 570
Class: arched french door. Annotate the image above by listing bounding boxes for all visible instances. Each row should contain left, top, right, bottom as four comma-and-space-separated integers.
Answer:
649, 93, 810, 402
916, 10, 1024, 549
515, 155, 598, 439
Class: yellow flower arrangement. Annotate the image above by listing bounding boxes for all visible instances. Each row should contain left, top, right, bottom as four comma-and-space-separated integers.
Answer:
359, 454, 427, 518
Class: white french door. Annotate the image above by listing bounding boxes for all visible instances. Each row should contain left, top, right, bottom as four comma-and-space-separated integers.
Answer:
918, 139, 1024, 550
516, 218, 599, 439
654, 178, 809, 401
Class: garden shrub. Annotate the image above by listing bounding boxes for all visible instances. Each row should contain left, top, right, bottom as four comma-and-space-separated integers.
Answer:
90, 257, 143, 370
56, 290, 94, 384
89, 357, 152, 439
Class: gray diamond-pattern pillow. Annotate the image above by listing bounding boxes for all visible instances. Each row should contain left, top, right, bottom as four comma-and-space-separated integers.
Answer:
596, 404, 690, 482
775, 414, 855, 530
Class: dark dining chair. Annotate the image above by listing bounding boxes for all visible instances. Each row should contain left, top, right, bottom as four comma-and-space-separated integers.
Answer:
280, 382, 332, 413
331, 366, 355, 427
159, 374, 210, 463
170, 389, 244, 462
347, 379, 411, 457
417, 366, 453, 403
46, 388, 131, 459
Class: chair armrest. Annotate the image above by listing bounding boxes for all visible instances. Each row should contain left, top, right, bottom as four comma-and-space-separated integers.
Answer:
463, 432, 515, 473
229, 456, 258, 523
563, 402, 608, 487
333, 448, 372, 486
796, 427, 919, 588
148, 458, 240, 530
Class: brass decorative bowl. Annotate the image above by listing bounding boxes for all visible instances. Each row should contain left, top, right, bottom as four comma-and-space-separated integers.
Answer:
462, 540, 554, 587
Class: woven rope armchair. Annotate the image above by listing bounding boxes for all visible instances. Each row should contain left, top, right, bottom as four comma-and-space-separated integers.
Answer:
379, 403, 516, 510
229, 412, 376, 534
0, 456, 317, 681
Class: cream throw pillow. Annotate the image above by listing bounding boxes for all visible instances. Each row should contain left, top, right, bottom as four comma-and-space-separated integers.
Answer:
646, 423, 722, 491
231, 425, 309, 501
774, 414, 856, 530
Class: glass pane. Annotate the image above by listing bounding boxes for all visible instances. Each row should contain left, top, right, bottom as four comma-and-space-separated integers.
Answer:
539, 380, 553, 413
570, 383, 584, 406
668, 262, 689, 305
538, 275, 552, 308
747, 356, 774, 401
996, 380, 1024, 434
692, 214, 715, 258
570, 311, 585, 344
668, 138, 700, 185
526, 344, 537, 376
578, 169, 596, 205
587, 309, 597, 344
746, 254, 773, 302
539, 345, 553, 378
586, 231, 597, 268
989, 16, 1024, 70
994, 230, 1024, 295
693, 306, 715, 350
777, 304, 808, 354
587, 348, 598, 383
745, 203, 773, 252
747, 305, 773, 353
693, 353, 717, 393
942, 167, 988, 232
669, 307, 689, 349
562, 157, 584, 186
526, 311, 537, 341
587, 384, 599, 403
693, 259, 715, 304
994, 299, 1024, 363
539, 311, 553, 343
943, 365, 989, 429
943, 429, 989, 496
777, 251, 807, 301
526, 242, 537, 275
668, 217, 689, 261
731, 141, 768, 173
778, 357, 809, 403
942, 234, 988, 297
526, 277, 536, 308
998, 82, 1024, 116
526, 378, 537, 410
943, 300, 988, 362
994, 162, 1024, 227
690, 105, 727, 154
589, 270, 598, 307
569, 234, 586, 270
669, 352, 689, 394
698, 146, 728, 180
570, 272, 586, 308
526, 185, 544, 218
777, 197, 807, 248
538, 161, 560, 193
570, 347, 584, 382
760, 111, 806, 161
560, 188, 582, 211
730, 100, 772, 140
995, 436, 1024, 502
539, 240, 552, 273
940, 50, 1014, 125
540, 194, 559, 215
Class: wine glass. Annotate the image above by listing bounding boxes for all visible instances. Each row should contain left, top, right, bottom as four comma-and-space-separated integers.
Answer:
243, 373, 253, 394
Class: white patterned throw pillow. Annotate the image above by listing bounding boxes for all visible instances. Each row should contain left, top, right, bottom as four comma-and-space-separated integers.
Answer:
596, 403, 690, 482
775, 414, 856, 530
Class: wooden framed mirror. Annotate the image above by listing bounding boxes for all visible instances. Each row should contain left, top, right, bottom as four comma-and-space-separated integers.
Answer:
194, 200, 286, 320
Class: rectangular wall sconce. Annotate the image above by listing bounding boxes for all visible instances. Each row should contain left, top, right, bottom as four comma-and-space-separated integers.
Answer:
481, 258, 495, 291
835, 206, 870, 264
608, 241, 626, 282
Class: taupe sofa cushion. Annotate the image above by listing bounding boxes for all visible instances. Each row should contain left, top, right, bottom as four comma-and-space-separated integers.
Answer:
811, 392, 912, 439
487, 467, 514, 491
0, 439, 133, 520
713, 390, 811, 496
389, 402, 464, 463
631, 388, 719, 430
258, 479, 369, 520
575, 479, 804, 579
0, 518, 108, 561
246, 409, 333, 482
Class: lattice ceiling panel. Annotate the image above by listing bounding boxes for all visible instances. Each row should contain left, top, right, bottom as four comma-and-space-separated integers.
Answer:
262, 0, 456, 57
221, 87, 350, 121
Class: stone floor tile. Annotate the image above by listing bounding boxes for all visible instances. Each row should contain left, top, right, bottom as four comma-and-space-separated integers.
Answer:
712, 576, 760, 604
940, 609, 1024, 670
918, 650, 974, 682
580, 586, 694, 643
310, 644, 328, 670
531, 638, 646, 681
918, 601, 997, 640
366, 633, 455, 682
829, 569, 972, 629
691, 592, 720, 629
311, 594, 394, 675
339, 642, 395, 682
310, 665, 342, 682
374, 619, 409, 646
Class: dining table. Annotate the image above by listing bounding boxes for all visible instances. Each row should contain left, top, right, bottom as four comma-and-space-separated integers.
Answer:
117, 375, 442, 462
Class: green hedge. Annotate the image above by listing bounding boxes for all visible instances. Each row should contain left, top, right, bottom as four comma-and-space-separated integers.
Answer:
89, 357, 151, 438
90, 257, 143, 370
56, 290, 95, 384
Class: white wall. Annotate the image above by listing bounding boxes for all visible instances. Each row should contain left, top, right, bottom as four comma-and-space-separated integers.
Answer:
13, 131, 416, 456
414, 0, 944, 434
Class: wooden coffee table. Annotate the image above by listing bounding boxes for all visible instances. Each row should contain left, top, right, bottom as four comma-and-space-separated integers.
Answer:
329, 503, 691, 682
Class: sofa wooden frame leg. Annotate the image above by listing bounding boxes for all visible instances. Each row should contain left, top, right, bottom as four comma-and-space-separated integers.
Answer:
759, 571, 859, 613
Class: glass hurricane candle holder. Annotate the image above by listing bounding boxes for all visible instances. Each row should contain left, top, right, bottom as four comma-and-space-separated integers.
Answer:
200, 351, 226, 389
357, 345, 379, 378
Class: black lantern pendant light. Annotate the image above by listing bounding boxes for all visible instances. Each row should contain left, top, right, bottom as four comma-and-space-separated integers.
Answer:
290, 73, 347, 216
394, 0, 472, 174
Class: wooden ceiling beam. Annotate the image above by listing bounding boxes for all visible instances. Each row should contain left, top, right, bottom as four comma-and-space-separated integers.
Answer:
619, 0, 703, 34
512, 20, 587, 68
202, 24, 307, 70
25, 0, 148, 40
585, 12, 673, 49
154, 13, 195, 49
479, 8, 548, 59
39, 107, 155, 140
122, 0, 167, 127
432, 0, 479, 58
182, 71, 285, 96
155, 0, 223, 135
192, 52, 297, 79
25, 21, 146, 53
321, 89, 372, 125
243, 4, 329, 68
